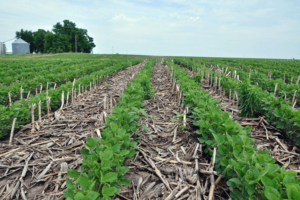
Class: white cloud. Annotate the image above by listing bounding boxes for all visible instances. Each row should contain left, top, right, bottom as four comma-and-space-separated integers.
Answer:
0, 0, 299, 58
109, 14, 145, 22
189, 16, 199, 21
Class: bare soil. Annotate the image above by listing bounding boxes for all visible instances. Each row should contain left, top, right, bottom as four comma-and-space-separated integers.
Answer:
117, 63, 230, 200
182, 65, 300, 176
0, 62, 144, 200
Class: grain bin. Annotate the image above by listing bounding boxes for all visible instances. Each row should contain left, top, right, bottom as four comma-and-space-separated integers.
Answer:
12, 38, 30, 54
0, 43, 6, 54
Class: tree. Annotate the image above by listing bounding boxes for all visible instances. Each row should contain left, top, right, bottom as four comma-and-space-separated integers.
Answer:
53, 20, 76, 35
44, 32, 72, 53
52, 20, 96, 53
15, 29, 36, 53
33, 29, 46, 53
16, 19, 95, 54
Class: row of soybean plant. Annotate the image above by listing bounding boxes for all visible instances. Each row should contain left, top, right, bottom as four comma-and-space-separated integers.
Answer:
168, 59, 299, 200
0, 59, 121, 105
0, 59, 142, 138
63, 60, 155, 200
176, 58, 300, 146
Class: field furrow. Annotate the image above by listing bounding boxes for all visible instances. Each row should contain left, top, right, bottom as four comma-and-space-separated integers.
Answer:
0, 62, 145, 199
182, 65, 300, 174
170, 60, 300, 200
119, 62, 229, 200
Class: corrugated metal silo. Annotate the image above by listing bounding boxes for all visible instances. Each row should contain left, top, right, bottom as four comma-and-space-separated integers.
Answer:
0, 43, 6, 54
12, 38, 30, 54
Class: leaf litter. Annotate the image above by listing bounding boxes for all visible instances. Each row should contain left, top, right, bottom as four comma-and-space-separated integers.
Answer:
0, 62, 145, 200
119, 62, 230, 200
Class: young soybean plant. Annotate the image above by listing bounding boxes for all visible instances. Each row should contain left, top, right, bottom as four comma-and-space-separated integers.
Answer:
192, 72, 202, 83
139, 74, 155, 99
62, 60, 155, 200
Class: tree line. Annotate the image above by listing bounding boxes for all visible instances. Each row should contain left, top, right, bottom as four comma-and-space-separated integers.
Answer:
16, 20, 96, 53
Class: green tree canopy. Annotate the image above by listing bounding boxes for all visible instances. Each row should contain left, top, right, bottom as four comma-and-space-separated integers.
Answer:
52, 20, 96, 53
33, 29, 46, 53
44, 32, 72, 53
15, 20, 96, 53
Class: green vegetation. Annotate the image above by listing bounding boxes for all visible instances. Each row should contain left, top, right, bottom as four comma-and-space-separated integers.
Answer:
139, 74, 155, 99
1, 54, 300, 200
237, 82, 261, 117
188, 57, 300, 106
16, 20, 96, 53
167, 59, 299, 200
0, 59, 115, 105
176, 59, 300, 145
64, 60, 155, 200
0, 56, 142, 138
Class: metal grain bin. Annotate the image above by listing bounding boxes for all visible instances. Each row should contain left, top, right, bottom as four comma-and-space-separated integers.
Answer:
0, 43, 6, 54
12, 38, 30, 54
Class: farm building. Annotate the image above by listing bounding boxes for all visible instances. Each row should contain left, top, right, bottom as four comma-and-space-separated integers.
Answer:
12, 38, 30, 54
0, 43, 6, 54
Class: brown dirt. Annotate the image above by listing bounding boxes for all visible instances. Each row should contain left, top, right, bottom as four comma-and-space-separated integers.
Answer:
117, 62, 230, 200
182, 65, 300, 177
0, 62, 145, 200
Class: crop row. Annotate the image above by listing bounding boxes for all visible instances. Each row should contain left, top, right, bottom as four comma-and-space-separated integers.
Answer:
175, 59, 300, 145
167, 59, 300, 200
222, 64, 300, 106
64, 60, 155, 200
0, 59, 126, 106
0, 59, 92, 85
0, 59, 142, 138
191, 57, 300, 83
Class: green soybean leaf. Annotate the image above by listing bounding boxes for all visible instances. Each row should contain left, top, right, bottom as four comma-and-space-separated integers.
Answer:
86, 191, 100, 200
67, 169, 79, 178
121, 178, 131, 186
86, 137, 95, 148
247, 184, 256, 196
262, 176, 279, 189
283, 175, 292, 186
117, 166, 129, 175
261, 176, 273, 187
265, 164, 279, 174
228, 178, 242, 185
286, 184, 300, 200
112, 144, 121, 153
78, 176, 90, 191
102, 185, 116, 196
218, 144, 228, 155
212, 133, 224, 145
103, 172, 118, 183
63, 188, 74, 198
283, 170, 297, 178
126, 149, 135, 158
96, 145, 105, 153
100, 149, 113, 161
74, 193, 85, 200
102, 197, 112, 200
66, 178, 75, 189
111, 123, 118, 132
264, 186, 281, 200
80, 149, 90, 156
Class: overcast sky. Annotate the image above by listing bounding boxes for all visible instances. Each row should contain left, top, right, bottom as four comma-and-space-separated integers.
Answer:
1, 0, 300, 58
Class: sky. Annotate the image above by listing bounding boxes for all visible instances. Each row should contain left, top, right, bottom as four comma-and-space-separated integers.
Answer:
1, 0, 300, 59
